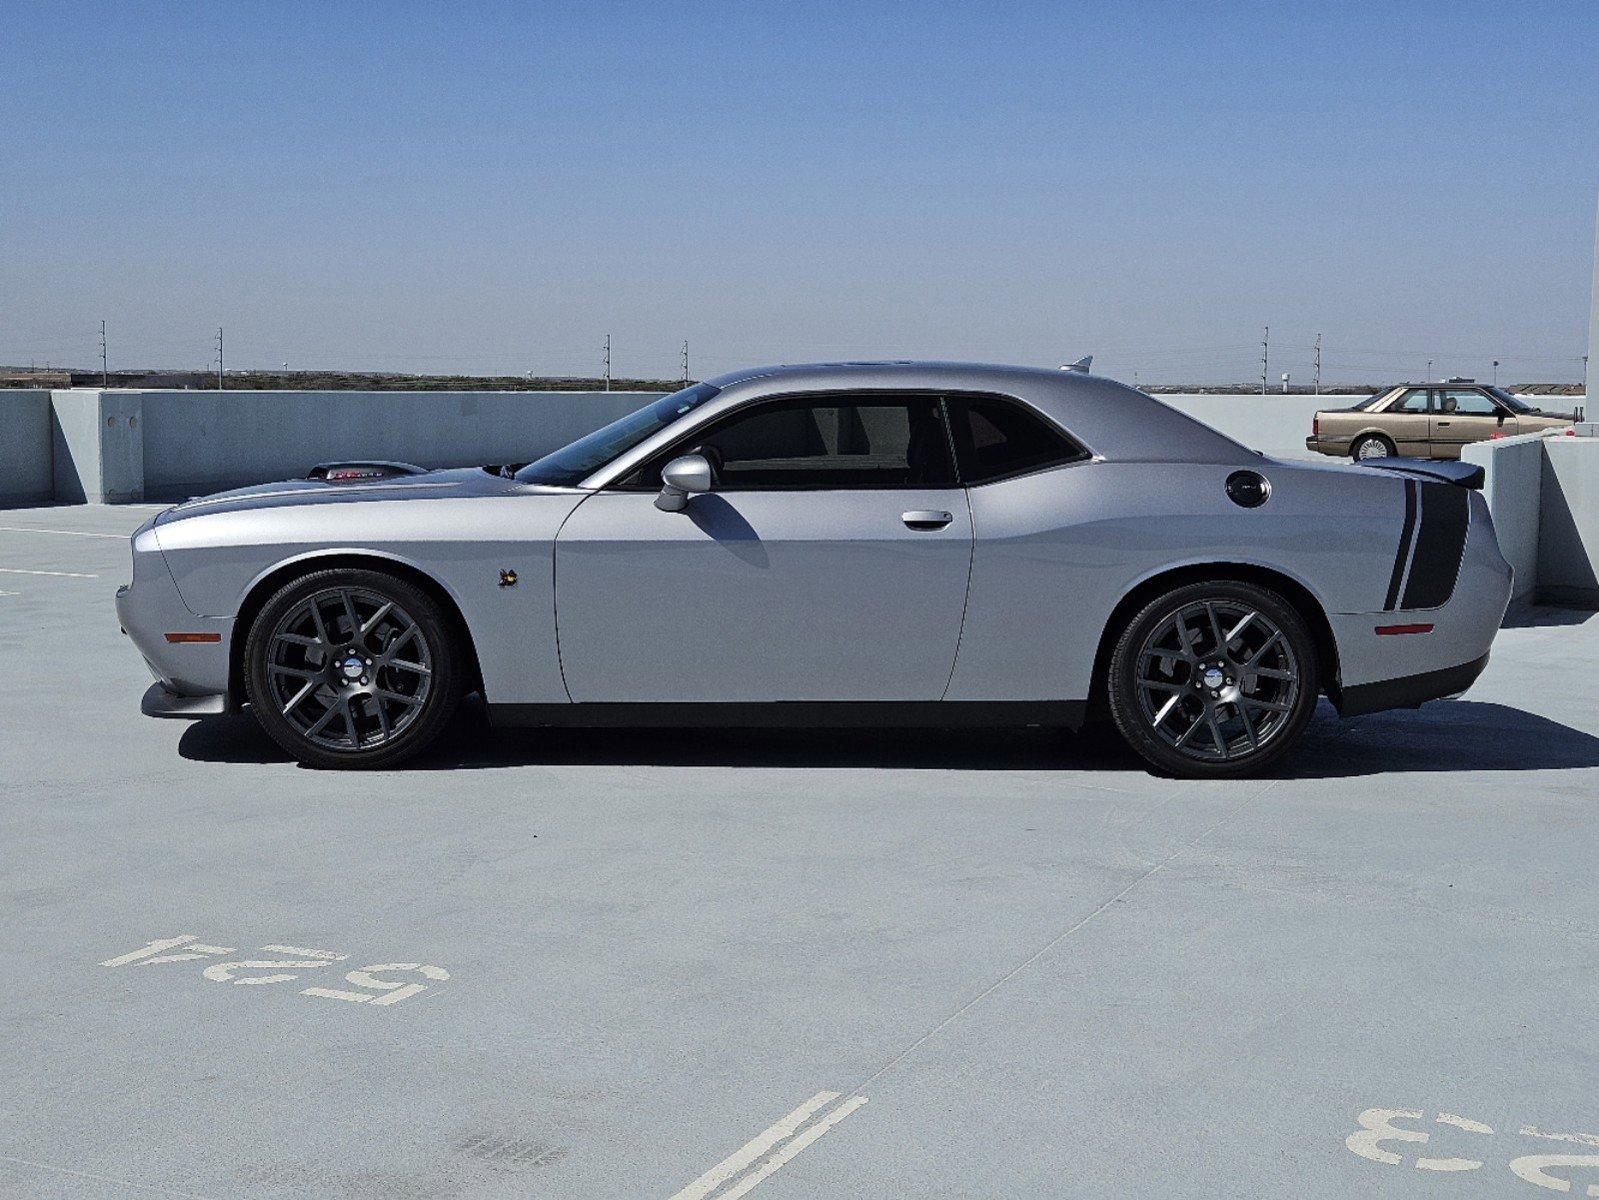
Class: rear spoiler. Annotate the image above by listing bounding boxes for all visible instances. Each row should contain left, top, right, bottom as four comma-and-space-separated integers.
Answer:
308, 460, 427, 483
1352, 457, 1484, 491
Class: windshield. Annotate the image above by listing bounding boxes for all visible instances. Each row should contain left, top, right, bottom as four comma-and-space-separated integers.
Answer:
514, 382, 721, 486
1488, 386, 1534, 413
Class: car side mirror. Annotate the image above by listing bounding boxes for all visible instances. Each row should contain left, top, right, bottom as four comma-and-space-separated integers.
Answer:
655, 454, 713, 512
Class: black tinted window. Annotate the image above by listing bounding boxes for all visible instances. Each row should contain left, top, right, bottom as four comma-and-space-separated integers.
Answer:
634, 395, 956, 490
948, 396, 1087, 483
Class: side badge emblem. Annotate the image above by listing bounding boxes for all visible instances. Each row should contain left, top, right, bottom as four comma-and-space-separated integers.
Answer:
499, 568, 518, 588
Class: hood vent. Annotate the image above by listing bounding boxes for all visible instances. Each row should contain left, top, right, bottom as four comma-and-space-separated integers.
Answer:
308, 461, 427, 484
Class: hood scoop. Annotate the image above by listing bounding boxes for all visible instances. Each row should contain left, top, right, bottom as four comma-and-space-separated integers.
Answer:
308, 460, 428, 483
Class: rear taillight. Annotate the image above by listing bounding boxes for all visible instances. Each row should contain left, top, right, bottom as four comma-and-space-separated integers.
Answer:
1313, 415, 1320, 436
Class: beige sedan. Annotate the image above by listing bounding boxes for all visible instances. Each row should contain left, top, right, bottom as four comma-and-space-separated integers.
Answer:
1307, 383, 1576, 460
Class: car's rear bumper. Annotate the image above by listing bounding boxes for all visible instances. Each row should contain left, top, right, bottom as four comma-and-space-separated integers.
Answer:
1336, 652, 1490, 717
1327, 489, 1511, 715
1305, 435, 1351, 456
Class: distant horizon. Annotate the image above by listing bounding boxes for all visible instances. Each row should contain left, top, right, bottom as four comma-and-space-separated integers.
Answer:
3, 360, 1582, 395
3, 2, 1596, 387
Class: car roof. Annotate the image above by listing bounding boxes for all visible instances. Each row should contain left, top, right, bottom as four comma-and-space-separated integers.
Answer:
696, 361, 1259, 465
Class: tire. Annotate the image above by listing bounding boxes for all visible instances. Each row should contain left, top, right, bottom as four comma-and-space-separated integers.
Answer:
243, 568, 462, 769
1106, 580, 1320, 778
1351, 433, 1396, 461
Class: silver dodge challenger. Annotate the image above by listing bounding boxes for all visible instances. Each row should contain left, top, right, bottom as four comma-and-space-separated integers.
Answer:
117, 362, 1512, 777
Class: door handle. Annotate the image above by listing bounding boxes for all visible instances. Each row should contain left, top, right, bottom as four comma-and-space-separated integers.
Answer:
902, 510, 953, 530
1436, 421, 1451, 427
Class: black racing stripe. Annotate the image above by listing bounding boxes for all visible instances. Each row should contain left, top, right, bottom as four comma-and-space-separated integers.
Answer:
1383, 479, 1418, 611
1401, 482, 1470, 610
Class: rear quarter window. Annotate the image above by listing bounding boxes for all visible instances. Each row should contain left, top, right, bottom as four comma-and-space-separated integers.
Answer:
948, 395, 1089, 484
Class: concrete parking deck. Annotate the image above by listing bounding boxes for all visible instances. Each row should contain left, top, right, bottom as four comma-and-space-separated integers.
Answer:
3, 504, 1598, 1200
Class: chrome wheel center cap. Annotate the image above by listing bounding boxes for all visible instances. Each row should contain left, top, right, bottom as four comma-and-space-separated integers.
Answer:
1201, 666, 1225, 690
339, 656, 365, 682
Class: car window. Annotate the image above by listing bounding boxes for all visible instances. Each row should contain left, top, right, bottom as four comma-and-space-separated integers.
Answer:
514, 382, 720, 485
947, 395, 1089, 484
1489, 386, 1533, 413
1392, 388, 1431, 414
631, 394, 957, 490
1437, 389, 1499, 416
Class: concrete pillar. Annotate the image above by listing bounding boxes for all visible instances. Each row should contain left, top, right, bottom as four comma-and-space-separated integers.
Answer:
49, 390, 145, 503
1589, 188, 1598, 410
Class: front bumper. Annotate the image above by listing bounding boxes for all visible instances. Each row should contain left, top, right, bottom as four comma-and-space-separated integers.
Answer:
118, 522, 234, 709
141, 681, 229, 719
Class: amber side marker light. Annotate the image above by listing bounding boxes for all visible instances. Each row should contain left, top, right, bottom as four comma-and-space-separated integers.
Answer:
164, 632, 222, 644
1375, 623, 1434, 636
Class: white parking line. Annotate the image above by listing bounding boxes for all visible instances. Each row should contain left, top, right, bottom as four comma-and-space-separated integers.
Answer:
667, 1091, 867, 1200
0, 567, 99, 578
0, 525, 128, 539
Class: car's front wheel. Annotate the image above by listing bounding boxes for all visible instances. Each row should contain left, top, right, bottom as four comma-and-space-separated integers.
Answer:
1106, 580, 1320, 778
243, 568, 461, 769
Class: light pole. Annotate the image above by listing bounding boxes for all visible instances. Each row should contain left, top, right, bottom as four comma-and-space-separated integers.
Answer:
1492, 359, 1500, 386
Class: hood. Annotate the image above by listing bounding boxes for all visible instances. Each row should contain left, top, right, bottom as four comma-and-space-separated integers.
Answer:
152, 466, 559, 526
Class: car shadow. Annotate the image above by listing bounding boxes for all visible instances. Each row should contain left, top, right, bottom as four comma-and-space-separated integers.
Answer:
177, 697, 1599, 778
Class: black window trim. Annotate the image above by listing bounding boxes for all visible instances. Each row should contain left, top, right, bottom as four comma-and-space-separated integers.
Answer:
606, 388, 1093, 493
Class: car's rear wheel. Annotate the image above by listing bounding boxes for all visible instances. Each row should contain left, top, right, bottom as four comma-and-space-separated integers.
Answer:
1106, 581, 1320, 778
243, 568, 461, 769
1351, 433, 1396, 461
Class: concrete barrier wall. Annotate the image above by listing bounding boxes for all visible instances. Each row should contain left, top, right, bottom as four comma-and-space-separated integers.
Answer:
50, 389, 661, 501
1463, 431, 1547, 602
31, 387, 1345, 504
1539, 437, 1599, 606
136, 389, 660, 499
0, 390, 54, 505
1156, 394, 1354, 456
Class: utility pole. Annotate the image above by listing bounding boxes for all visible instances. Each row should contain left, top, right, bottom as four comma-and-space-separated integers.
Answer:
681, 340, 690, 387
1313, 333, 1322, 395
603, 334, 611, 391
1260, 326, 1269, 396
99, 320, 108, 386
215, 327, 224, 390
1426, 359, 1433, 382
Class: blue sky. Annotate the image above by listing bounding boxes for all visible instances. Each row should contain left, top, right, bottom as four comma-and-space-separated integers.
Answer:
3, 1, 1596, 384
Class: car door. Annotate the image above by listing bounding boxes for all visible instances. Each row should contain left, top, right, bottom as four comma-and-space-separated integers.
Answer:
553, 393, 973, 703
1432, 388, 1513, 458
1382, 387, 1433, 455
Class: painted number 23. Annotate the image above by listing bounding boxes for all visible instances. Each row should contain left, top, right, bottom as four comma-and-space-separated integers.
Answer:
101, 935, 448, 1007
1348, 1107, 1599, 1194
